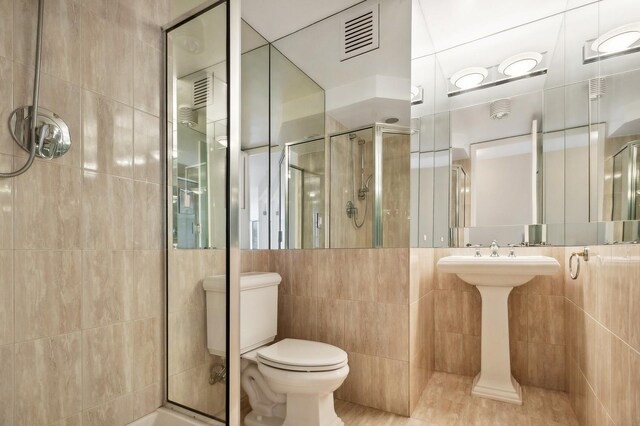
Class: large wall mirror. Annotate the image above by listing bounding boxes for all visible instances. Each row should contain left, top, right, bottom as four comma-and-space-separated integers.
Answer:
412, 0, 640, 247
239, 0, 412, 249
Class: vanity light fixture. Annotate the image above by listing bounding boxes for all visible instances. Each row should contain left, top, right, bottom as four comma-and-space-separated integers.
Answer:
448, 52, 548, 97
450, 67, 488, 90
498, 52, 542, 77
584, 22, 640, 63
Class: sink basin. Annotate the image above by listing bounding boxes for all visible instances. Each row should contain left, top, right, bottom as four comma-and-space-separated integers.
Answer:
437, 255, 560, 287
436, 254, 560, 405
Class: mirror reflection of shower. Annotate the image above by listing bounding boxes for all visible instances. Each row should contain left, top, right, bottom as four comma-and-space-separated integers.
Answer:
345, 133, 373, 229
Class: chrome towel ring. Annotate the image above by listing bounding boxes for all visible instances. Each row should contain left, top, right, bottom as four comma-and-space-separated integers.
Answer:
569, 247, 590, 280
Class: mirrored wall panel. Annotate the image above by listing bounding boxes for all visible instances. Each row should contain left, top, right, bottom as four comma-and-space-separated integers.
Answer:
411, 0, 640, 247
166, 2, 228, 420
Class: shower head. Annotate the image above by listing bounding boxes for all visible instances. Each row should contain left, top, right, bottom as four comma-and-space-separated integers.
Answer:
348, 133, 366, 145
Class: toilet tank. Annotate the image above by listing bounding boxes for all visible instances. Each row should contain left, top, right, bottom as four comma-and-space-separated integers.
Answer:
202, 272, 281, 356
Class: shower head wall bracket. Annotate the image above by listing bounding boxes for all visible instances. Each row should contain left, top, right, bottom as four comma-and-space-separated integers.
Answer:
9, 106, 71, 160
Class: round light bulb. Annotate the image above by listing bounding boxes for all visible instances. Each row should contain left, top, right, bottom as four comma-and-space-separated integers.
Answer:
596, 31, 640, 53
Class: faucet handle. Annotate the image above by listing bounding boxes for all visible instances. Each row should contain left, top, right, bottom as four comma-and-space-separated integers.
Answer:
490, 240, 499, 257
507, 244, 517, 257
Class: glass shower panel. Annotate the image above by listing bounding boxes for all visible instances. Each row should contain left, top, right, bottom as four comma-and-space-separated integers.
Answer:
286, 139, 325, 249
166, 2, 228, 421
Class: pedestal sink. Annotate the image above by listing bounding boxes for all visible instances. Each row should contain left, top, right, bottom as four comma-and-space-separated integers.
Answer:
436, 254, 560, 405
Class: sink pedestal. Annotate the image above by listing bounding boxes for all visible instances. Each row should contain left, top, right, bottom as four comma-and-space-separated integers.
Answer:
472, 285, 522, 405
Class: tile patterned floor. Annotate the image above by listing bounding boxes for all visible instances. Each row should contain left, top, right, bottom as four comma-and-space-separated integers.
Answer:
335, 372, 579, 426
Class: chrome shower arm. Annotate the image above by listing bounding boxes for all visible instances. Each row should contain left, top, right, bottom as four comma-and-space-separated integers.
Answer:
0, 0, 45, 178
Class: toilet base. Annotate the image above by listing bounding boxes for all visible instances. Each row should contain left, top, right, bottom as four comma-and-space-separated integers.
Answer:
283, 393, 343, 426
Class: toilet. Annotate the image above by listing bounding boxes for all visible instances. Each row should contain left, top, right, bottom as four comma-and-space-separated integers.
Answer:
203, 272, 349, 426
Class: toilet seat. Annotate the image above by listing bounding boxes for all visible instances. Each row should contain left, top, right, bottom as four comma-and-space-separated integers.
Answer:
256, 339, 348, 372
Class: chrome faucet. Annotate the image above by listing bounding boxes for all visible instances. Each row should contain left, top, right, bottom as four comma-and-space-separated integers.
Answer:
490, 240, 499, 257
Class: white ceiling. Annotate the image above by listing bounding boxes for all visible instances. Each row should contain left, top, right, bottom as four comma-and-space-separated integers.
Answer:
411, 0, 640, 140
414, 0, 593, 55
241, 0, 365, 42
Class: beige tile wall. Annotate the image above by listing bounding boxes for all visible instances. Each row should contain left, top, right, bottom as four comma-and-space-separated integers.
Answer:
409, 248, 435, 413
269, 248, 420, 416
564, 244, 640, 426
432, 247, 567, 391
0, 1, 168, 424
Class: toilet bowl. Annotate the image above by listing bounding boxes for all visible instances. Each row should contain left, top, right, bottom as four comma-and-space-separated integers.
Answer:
243, 339, 349, 426
203, 273, 349, 426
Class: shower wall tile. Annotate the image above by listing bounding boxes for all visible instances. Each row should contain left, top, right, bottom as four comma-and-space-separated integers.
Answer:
0, 58, 12, 155
13, 162, 82, 250
0, 167, 9, 242
0, 0, 11, 60
133, 0, 169, 50
14, 250, 82, 342
5, 0, 167, 422
82, 322, 133, 409
133, 181, 162, 249
82, 90, 134, 177
82, 250, 133, 329
14, 333, 82, 425
13, 63, 82, 168
0, 251, 12, 346
50, 414, 82, 426
83, 393, 133, 426
0, 344, 13, 426
133, 39, 161, 117
132, 250, 163, 320
81, 171, 133, 250
13, 0, 82, 84
133, 383, 162, 421
131, 317, 161, 391
133, 110, 161, 183
81, 8, 133, 105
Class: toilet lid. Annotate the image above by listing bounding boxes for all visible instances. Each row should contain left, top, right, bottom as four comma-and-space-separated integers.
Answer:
256, 339, 348, 372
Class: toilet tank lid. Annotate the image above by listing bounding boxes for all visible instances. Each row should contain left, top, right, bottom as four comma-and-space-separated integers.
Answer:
203, 272, 282, 292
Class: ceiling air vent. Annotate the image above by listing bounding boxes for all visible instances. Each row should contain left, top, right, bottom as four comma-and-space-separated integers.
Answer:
192, 73, 213, 110
341, 4, 379, 61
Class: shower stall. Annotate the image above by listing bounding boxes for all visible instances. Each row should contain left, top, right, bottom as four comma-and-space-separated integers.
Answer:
281, 137, 326, 249
329, 123, 411, 248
